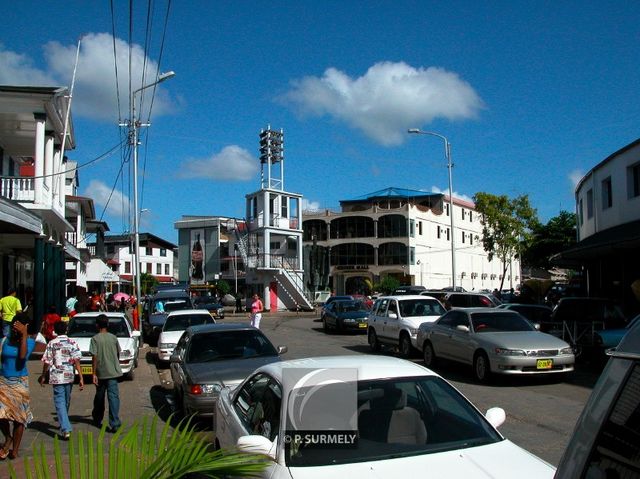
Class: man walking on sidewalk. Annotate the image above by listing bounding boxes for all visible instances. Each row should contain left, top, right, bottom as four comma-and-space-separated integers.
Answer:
38, 321, 84, 439
90, 314, 122, 433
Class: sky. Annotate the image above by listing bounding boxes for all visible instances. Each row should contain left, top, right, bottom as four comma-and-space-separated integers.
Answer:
2, 1, 640, 245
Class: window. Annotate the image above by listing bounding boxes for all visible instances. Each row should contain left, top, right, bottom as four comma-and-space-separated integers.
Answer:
146, 263, 152, 273
445, 203, 450, 216
628, 162, 640, 198
233, 374, 281, 441
602, 177, 612, 209
156, 263, 162, 274
437, 226, 441, 239
160, 248, 167, 257
470, 234, 474, 245
418, 221, 423, 235
461, 231, 466, 244
145, 247, 153, 256
462, 209, 466, 220
125, 261, 131, 274
281, 196, 288, 219
410, 247, 415, 265
579, 199, 584, 225
586, 189, 594, 219
165, 264, 170, 275
446, 228, 450, 241
409, 220, 415, 238
270, 241, 281, 250
469, 211, 473, 222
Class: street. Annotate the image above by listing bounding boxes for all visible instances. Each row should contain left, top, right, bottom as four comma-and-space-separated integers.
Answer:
1, 310, 599, 476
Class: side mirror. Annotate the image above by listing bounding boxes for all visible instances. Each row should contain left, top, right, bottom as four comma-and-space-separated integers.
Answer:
131, 330, 141, 338
485, 407, 506, 429
456, 325, 470, 333
533, 323, 541, 331
170, 353, 181, 363
277, 345, 288, 355
388, 312, 398, 319
236, 435, 277, 459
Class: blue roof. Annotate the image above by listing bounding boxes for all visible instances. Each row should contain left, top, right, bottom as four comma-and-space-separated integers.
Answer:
341, 187, 442, 203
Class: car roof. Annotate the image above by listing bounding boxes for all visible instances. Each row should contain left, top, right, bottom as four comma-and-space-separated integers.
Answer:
186, 323, 257, 334
503, 303, 551, 310
611, 316, 640, 356
255, 355, 436, 384
166, 309, 212, 317
451, 308, 515, 314
72, 312, 127, 319
153, 291, 190, 299
377, 295, 437, 300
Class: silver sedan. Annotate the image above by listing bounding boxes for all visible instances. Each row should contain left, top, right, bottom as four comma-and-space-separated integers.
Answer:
417, 308, 575, 382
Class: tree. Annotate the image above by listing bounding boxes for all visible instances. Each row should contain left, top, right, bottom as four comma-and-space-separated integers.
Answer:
521, 211, 577, 269
374, 276, 400, 295
140, 273, 159, 295
215, 280, 231, 296
473, 192, 538, 291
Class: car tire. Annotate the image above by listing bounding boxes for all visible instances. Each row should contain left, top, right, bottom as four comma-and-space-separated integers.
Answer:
125, 368, 135, 381
473, 351, 491, 383
368, 328, 381, 352
323, 317, 330, 333
399, 333, 414, 358
423, 341, 437, 368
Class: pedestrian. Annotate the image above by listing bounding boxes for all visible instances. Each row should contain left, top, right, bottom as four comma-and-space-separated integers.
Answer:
250, 294, 264, 329
90, 314, 122, 433
65, 294, 78, 316
235, 294, 243, 313
0, 288, 22, 339
0, 313, 36, 460
40, 305, 61, 343
38, 321, 84, 439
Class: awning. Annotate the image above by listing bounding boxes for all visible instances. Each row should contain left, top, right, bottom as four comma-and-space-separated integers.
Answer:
86, 259, 121, 283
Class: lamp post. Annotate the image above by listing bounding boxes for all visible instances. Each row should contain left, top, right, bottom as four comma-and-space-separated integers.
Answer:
408, 128, 457, 290
128, 71, 175, 322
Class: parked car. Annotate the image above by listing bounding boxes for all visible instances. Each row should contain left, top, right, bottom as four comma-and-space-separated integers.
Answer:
498, 303, 553, 324
593, 313, 640, 352
215, 355, 555, 478
392, 285, 427, 295
170, 323, 287, 419
320, 295, 354, 321
367, 295, 447, 358
444, 292, 502, 308
322, 299, 369, 333
417, 309, 575, 382
555, 317, 640, 478
157, 309, 215, 362
67, 312, 141, 380
143, 290, 193, 345
193, 295, 226, 319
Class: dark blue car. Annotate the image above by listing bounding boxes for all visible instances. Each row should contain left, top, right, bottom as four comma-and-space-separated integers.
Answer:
322, 299, 369, 333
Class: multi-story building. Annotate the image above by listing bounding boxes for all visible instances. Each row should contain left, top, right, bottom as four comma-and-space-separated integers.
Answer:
97, 233, 177, 287
302, 187, 517, 295
553, 138, 640, 314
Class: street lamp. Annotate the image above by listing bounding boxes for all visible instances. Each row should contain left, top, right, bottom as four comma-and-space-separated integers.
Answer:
128, 71, 175, 321
408, 128, 457, 290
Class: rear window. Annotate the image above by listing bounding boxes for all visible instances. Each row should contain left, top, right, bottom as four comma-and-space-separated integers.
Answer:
69, 317, 130, 338
163, 313, 214, 332
399, 299, 446, 317
186, 330, 278, 363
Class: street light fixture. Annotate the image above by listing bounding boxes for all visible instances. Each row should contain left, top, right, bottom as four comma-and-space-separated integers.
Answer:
128, 71, 175, 321
408, 128, 457, 290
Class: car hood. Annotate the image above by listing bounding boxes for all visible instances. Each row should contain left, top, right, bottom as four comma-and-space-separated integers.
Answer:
186, 355, 281, 385
72, 336, 136, 353
404, 315, 441, 328
477, 331, 570, 350
287, 439, 554, 478
158, 330, 184, 344
149, 312, 168, 326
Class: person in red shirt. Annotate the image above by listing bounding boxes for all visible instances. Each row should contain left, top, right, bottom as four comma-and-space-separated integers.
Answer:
41, 306, 61, 342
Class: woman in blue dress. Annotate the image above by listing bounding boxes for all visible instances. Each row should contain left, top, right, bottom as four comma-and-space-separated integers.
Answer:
0, 313, 36, 460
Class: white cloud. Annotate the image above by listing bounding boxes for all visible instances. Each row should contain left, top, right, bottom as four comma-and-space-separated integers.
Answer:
0, 33, 175, 121
301, 198, 321, 212
430, 185, 473, 203
85, 179, 131, 219
568, 169, 584, 188
179, 145, 258, 181
281, 61, 483, 146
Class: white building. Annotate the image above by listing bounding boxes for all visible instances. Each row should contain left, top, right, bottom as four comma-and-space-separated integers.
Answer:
302, 187, 518, 295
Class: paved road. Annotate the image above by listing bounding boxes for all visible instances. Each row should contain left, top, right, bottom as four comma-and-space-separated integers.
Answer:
1, 310, 600, 475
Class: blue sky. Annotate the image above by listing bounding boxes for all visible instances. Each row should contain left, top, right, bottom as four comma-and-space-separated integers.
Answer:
3, 1, 639, 244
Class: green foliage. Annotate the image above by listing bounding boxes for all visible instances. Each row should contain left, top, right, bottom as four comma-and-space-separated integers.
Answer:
9, 416, 269, 479
521, 211, 577, 269
473, 192, 538, 290
140, 273, 159, 295
374, 276, 401, 295
215, 280, 231, 296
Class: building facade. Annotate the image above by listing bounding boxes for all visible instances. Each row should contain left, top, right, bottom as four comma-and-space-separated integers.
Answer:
553, 138, 640, 315
302, 187, 518, 295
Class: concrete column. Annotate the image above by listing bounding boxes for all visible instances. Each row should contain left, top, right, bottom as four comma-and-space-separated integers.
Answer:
297, 236, 303, 271
44, 241, 54, 310
55, 150, 64, 210
264, 283, 271, 311
44, 133, 54, 192
34, 113, 46, 204
263, 230, 270, 268
34, 238, 45, 333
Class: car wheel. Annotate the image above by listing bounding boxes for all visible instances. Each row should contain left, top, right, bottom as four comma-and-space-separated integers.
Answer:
368, 328, 381, 352
125, 369, 135, 381
474, 351, 491, 383
423, 341, 437, 368
323, 317, 330, 333
399, 333, 414, 358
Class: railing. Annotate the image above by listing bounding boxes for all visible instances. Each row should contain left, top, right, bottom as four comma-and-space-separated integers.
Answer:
0, 176, 35, 202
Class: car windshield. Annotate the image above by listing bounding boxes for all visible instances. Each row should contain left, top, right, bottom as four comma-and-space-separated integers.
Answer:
471, 312, 535, 333
284, 376, 502, 467
186, 330, 277, 363
399, 299, 446, 317
334, 301, 368, 313
163, 313, 213, 332
68, 317, 130, 338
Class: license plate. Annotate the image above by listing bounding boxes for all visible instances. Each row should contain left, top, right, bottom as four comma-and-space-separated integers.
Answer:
536, 359, 553, 370
81, 365, 93, 375
358, 323, 367, 328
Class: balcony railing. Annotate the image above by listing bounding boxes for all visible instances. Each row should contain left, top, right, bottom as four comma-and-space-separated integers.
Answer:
0, 177, 35, 202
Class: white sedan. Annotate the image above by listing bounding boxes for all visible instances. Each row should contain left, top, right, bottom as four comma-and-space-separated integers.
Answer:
67, 312, 141, 379
215, 355, 555, 478
157, 309, 215, 362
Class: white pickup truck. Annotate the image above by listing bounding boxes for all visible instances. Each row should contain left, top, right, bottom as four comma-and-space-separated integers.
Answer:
367, 295, 446, 358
